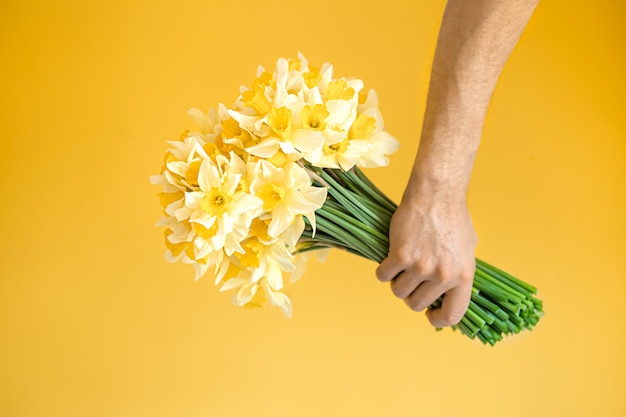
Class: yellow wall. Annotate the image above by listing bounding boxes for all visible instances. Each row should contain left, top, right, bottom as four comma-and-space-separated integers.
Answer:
1, 1, 624, 416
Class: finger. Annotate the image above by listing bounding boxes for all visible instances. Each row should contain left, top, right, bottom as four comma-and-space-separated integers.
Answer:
425, 284, 472, 328
390, 270, 429, 299
404, 280, 450, 312
376, 255, 406, 283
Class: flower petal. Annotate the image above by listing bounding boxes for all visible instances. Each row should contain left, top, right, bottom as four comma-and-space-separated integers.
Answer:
292, 129, 325, 152
246, 138, 281, 158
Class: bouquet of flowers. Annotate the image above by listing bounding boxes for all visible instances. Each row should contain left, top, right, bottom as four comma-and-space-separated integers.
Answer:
150, 53, 543, 345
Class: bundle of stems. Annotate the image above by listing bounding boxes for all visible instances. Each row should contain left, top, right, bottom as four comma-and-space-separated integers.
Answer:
299, 164, 543, 346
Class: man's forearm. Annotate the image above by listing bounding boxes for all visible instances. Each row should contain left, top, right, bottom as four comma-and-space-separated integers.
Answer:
377, 0, 538, 327
408, 0, 539, 200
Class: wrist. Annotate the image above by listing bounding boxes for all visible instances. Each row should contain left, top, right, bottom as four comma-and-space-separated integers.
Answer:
402, 169, 469, 208
403, 152, 472, 202
409, 124, 480, 197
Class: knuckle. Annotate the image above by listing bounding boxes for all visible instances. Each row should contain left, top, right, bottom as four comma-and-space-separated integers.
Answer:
394, 248, 413, 266
414, 258, 433, 275
436, 265, 454, 283
460, 268, 475, 283
459, 260, 476, 284
435, 260, 475, 286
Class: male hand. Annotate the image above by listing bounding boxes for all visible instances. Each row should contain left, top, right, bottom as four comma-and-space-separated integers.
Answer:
376, 189, 477, 327
374, 0, 538, 329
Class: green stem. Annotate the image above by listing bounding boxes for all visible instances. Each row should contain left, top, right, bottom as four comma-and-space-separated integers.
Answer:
299, 164, 543, 346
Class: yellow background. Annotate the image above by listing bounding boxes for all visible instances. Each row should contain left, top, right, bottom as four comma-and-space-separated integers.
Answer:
1, 1, 624, 416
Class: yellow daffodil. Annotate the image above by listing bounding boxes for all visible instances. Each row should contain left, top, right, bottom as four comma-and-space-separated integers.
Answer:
215, 237, 297, 317
250, 160, 327, 238
149, 134, 209, 193
152, 53, 404, 318
354, 90, 400, 168
187, 103, 229, 137
224, 276, 293, 318
175, 153, 263, 264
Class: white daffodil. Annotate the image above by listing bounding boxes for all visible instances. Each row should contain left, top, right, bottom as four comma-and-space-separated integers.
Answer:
261, 279, 293, 318
187, 103, 230, 137
245, 95, 319, 160
278, 215, 305, 251
226, 276, 293, 318
319, 74, 363, 104
224, 215, 296, 290
162, 225, 192, 263
306, 137, 369, 171
149, 134, 209, 194
216, 240, 291, 293
190, 248, 225, 281
229, 69, 276, 127
227, 108, 272, 140
357, 129, 400, 168
323, 98, 357, 137
237, 237, 294, 289
250, 160, 327, 238
289, 102, 328, 155
353, 89, 400, 168
297, 98, 364, 168
230, 214, 307, 287
216, 244, 295, 317
246, 104, 299, 158
175, 153, 263, 262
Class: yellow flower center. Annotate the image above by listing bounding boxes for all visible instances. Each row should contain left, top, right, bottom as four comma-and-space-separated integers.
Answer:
325, 79, 355, 100
324, 139, 349, 155
249, 218, 272, 242
238, 238, 265, 268
303, 70, 321, 89
255, 71, 274, 89
349, 113, 376, 139
288, 59, 301, 71
267, 107, 292, 139
202, 142, 224, 163
178, 129, 191, 141
201, 188, 232, 216
358, 90, 368, 105
185, 160, 202, 188
257, 182, 285, 212
267, 150, 290, 168
193, 221, 219, 239
240, 130, 260, 148
158, 190, 184, 209
164, 229, 191, 258
301, 104, 328, 131
221, 117, 243, 139
220, 263, 243, 285
242, 85, 271, 115
240, 72, 275, 115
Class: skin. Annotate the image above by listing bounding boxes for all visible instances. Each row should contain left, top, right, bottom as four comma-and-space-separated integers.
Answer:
376, 0, 540, 328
